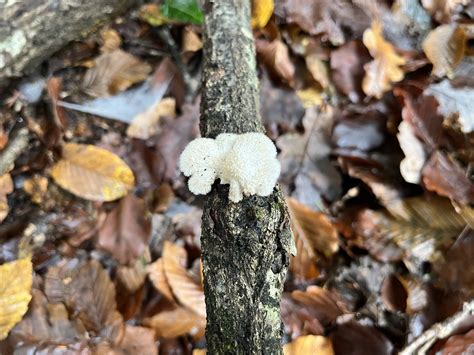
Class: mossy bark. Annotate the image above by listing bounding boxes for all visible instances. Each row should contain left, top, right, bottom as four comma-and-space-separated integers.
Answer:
200, 1, 293, 354
0, 0, 135, 85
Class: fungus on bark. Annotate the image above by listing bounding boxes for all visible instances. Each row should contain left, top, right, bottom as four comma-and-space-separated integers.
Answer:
179, 132, 280, 202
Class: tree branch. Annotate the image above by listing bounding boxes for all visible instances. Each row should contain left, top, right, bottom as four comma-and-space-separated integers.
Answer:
200, 1, 293, 353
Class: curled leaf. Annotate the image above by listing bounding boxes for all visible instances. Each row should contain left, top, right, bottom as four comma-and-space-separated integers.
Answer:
362, 21, 406, 98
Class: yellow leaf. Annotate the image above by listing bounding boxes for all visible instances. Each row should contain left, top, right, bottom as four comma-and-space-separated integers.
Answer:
0, 257, 33, 340
0, 173, 13, 223
50, 143, 135, 202
362, 21, 406, 99
296, 88, 323, 108
422, 25, 466, 78
23, 175, 48, 204
252, 0, 274, 29
284, 335, 335, 355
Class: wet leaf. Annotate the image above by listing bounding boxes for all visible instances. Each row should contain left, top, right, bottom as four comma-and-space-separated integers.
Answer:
252, 0, 273, 29
162, 241, 206, 318
283, 335, 334, 355
422, 151, 474, 205
0, 257, 33, 340
83, 49, 151, 97
423, 25, 466, 78
362, 21, 406, 98
0, 173, 13, 223
50, 143, 135, 202
97, 193, 151, 264
161, 0, 204, 25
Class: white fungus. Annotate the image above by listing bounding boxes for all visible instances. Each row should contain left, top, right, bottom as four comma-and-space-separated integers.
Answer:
179, 132, 280, 202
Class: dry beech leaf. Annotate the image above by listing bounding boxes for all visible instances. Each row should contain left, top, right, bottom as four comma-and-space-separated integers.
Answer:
296, 88, 323, 108
290, 286, 345, 326
117, 262, 148, 294
256, 39, 295, 85
193, 349, 207, 355
252, 0, 273, 29
145, 305, 205, 339
147, 258, 176, 302
97, 193, 151, 264
422, 151, 474, 205
283, 335, 334, 355
0, 173, 13, 223
287, 197, 339, 258
51, 143, 135, 202
0, 257, 33, 340
362, 21, 406, 98
44, 260, 123, 341
162, 241, 206, 318
120, 325, 157, 355
83, 49, 151, 97
423, 25, 466, 78
127, 97, 176, 140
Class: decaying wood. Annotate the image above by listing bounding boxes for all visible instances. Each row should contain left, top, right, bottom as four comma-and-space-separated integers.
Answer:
0, 0, 136, 84
200, 1, 294, 353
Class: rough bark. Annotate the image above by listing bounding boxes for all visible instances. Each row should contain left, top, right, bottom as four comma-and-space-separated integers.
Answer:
200, 1, 293, 354
0, 0, 136, 84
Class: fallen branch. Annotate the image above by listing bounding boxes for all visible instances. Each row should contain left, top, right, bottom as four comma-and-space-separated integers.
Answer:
401, 300, 474, 355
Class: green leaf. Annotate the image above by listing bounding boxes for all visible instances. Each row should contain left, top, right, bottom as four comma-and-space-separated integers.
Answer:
161, 0, 204, 25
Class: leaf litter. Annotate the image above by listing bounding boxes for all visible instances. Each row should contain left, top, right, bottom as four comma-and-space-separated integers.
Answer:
1, 1, 474, 353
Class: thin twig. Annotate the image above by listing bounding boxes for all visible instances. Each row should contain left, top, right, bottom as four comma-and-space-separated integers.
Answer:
0, 126, 30, 176
401, 300, 474, 355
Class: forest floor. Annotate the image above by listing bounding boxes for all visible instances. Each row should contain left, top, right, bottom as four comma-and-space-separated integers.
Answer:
0, 1, 473, 354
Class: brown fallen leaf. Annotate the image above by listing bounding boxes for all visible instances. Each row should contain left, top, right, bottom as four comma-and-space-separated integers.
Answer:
119, 325, 157, 355
145, 305, 205, 339
330, 319, 394, 355
116, 261, 148, 294
0, 257, 33, 340
296, 88, 323, 108
330, 40, 371, 103
281, 293, 324, 339
251, 0, 273, 29
305, 53, 330, 90
381, 274, 408, 312
46, 77, 67, 147
440, 329, 474, 354
83, 49, 151, 97
97, 193, 151, 264
50, 143, 135, 202
147, 258, 176, 302
256, 39, 295, 85
287, 198, 338, 280
422, 0, 468, 23
182, 27, 203, 53
0, 173, 13, 223
283, 335, 334, 355
422, 151, 474, 205
290, 286, 346, 327
276, 0, 370, 45
423, 25, 466, 78
162, 241, 206, 318
127, 97, 176, 140
44, 260, 124, 342
362, 21, 406, 98
100, 28, 122, 53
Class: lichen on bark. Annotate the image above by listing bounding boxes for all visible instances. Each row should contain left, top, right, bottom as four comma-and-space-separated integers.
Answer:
200, 1, 293, 354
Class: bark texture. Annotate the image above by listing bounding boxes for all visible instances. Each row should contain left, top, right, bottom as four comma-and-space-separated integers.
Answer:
200, 1, 293, 354
0, 0, 136, 84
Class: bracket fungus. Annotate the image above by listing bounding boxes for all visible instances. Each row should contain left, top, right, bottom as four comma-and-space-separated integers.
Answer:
179, 132, 280, 202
